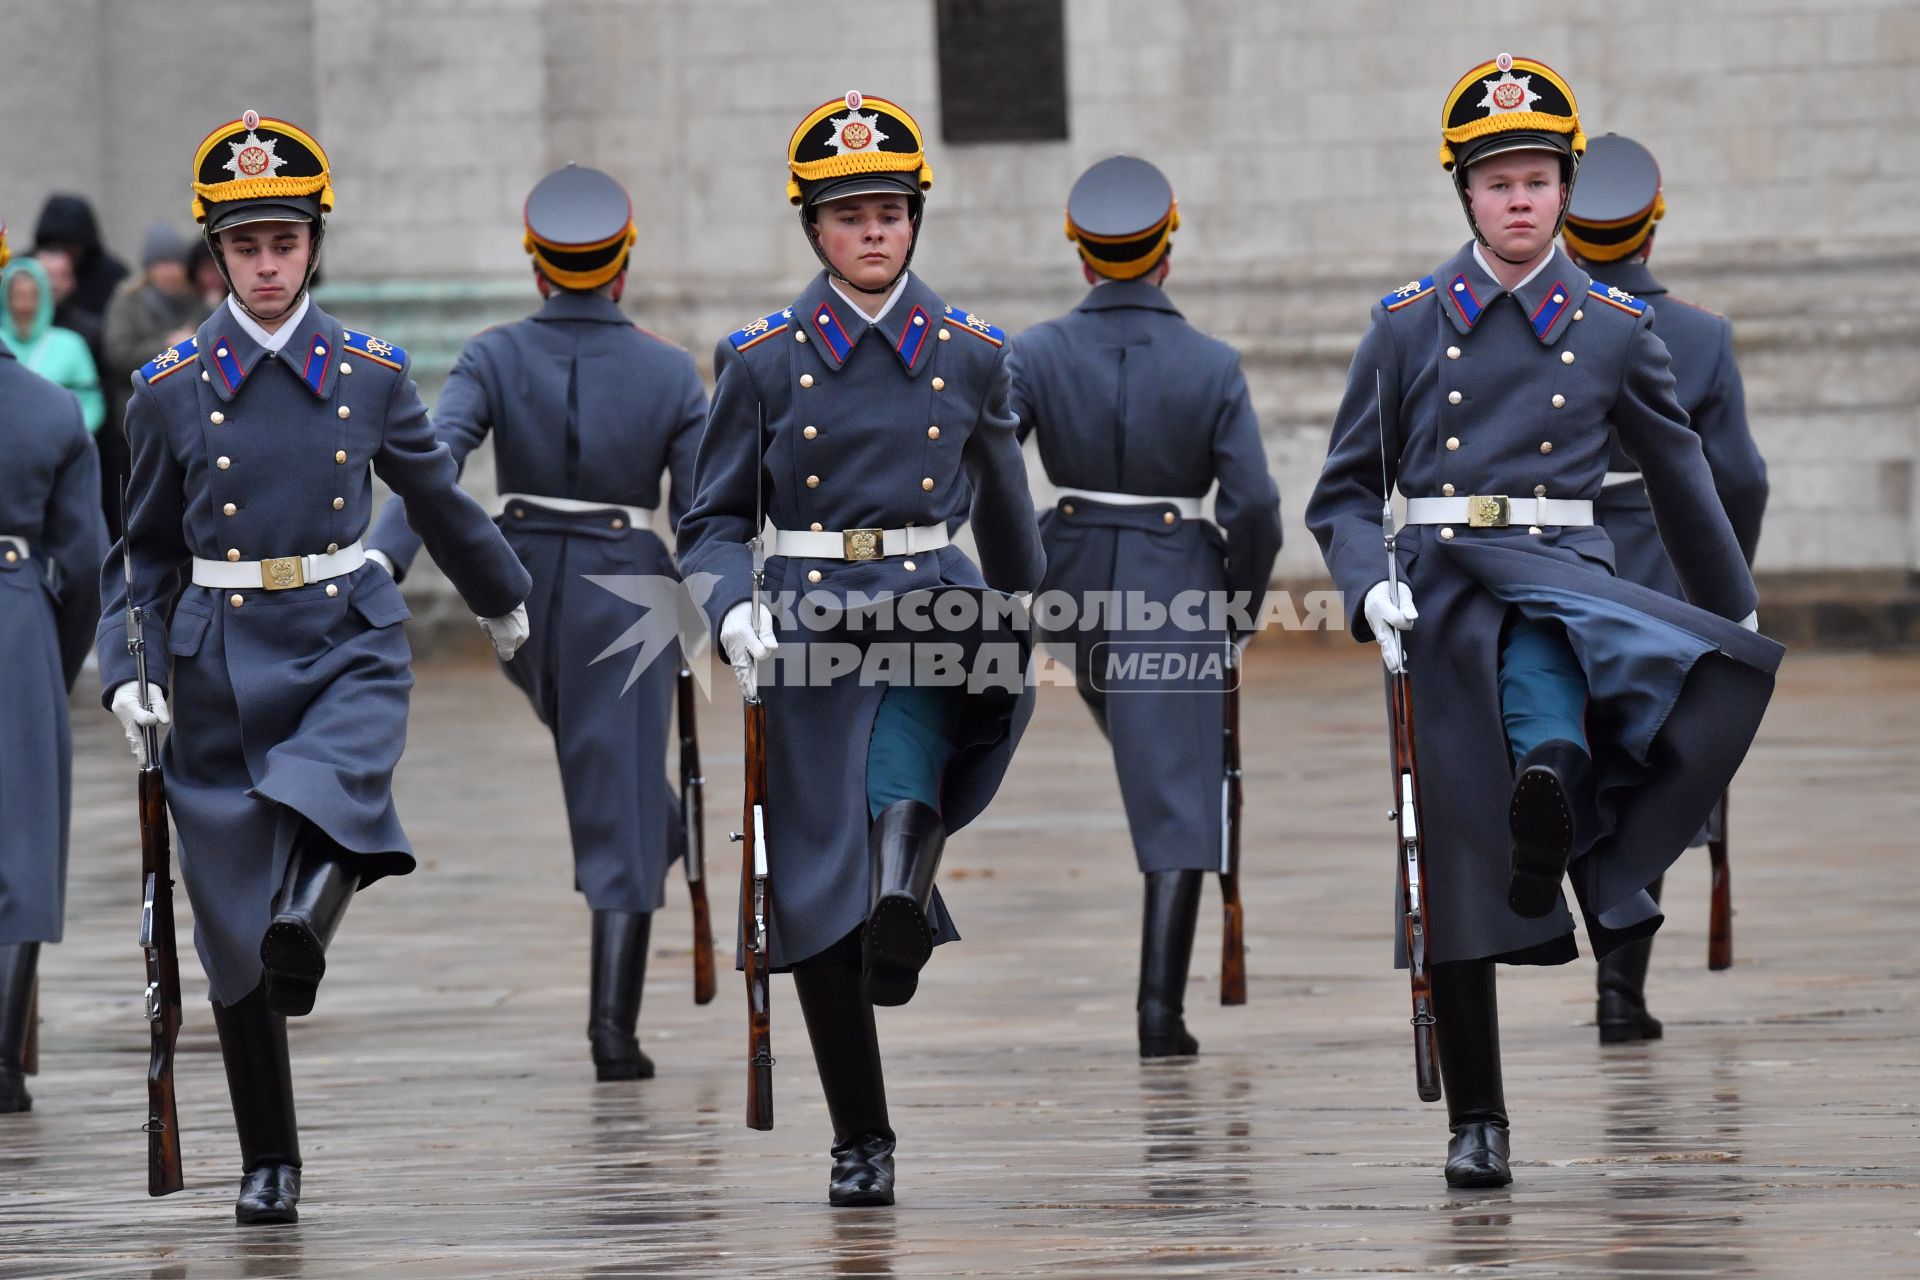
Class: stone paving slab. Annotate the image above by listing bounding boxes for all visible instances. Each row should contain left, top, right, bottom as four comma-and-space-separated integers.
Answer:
2, 648, 1916, 1278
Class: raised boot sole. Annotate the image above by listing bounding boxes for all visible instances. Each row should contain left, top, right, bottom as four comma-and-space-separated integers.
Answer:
1507, 766, 1574, 918
863, 896, 932, 1007
260, 918, 327, 1017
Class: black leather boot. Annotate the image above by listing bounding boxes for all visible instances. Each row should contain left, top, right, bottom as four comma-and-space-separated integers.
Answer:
0, 943, 38, 1113
863, 800, 946, 1007
1508, 739, 1591, 918
1433, 959, 1511, 1188
260, 831, 357, 1017
795, 932, 896, 1207
588, 910, 655, 1081
212, 984, 302, 1225
1597, 876, 1664, 1044
1138, 870, 1203, 1058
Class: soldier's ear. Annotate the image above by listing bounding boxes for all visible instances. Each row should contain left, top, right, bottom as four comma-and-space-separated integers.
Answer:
608, 269, 627, 304
534, 269, 553, 300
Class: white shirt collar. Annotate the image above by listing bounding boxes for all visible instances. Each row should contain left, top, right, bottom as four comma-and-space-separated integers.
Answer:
227, 292, 311, 354
1472, 243, 1554, 295
829, 272, 910, 326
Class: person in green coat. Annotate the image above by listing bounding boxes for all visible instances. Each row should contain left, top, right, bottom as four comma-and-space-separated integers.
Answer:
2, 254, 104, 434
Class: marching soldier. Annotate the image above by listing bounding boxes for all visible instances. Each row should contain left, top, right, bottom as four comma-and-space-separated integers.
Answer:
1563, 134, 1769, 1044
98, 113, 531, 1224
1009, 156, 1282, 1058
367, 163, 706, 1081
0, 219, 110, 1113
677, 91, 1044, 1206
1306, 56, 1783, 1187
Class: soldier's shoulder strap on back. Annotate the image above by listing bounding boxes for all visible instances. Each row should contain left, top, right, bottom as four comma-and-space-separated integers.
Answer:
1381, 276, 1436, 313
729, 307, 793, 353
139, 335, 200, 385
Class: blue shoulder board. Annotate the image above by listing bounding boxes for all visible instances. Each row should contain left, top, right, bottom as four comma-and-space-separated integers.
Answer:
1586, 281, 1648, 317
140, 335, 200, 384
1382, 276, 1435, 312
729, 307, 792, 353
341, 328, 409, 371
941, 303, 1004, 348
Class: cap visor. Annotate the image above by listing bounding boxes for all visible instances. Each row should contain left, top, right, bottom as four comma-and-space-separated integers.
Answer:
805, 174, 920, 208
208, 203, 316, 233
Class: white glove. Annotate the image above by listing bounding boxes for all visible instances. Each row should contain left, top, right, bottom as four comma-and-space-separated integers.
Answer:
719, 600, 779, 699
477, 603, 530, 661
365, 549, 396, 576
1737, 610, 1759, 633
109, 681, 171, 767
1363, 579, 1418, 673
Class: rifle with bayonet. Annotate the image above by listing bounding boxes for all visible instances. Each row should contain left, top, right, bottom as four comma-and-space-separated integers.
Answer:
678, 666, 716, 1004
123, 496, 184, 1195
1219, 640, 1246, 1006
730, 399, 774, 1131
1376, 373, 1441, 1103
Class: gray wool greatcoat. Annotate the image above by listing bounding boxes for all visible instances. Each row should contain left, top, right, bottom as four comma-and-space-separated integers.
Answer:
1009, 279, 1282, 873
97, 300, 530, 1005
0, 346, 108, 944
369, 291, 705, 915
677, 271, 1045, 970
1307, 243, 1784, 968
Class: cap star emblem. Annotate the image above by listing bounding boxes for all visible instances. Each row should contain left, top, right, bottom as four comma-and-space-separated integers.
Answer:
222, 130, 285, 180
1477, 72, 1540, 116
825, 109, 887, 155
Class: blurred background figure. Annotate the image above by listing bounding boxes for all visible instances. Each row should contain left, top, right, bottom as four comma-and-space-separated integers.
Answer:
31, 194, 127, 352
2, 255, 104, 435
102, 223, 208, 538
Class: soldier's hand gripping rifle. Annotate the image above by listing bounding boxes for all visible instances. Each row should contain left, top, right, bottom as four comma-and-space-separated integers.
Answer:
123, 493, 185, 1195
1219, 639, 1247, 1006
678, 666, 716, 1004
1707, 791, 1733, 970
1376, 374, 1441, 1104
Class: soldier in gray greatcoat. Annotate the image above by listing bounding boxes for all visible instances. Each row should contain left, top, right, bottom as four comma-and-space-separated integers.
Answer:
98, 113, 531, 1225
1306, 56, 1783, 1188
368, 164, 706, 1082
1009, 156, 1282, 1058
1563, 133, 1769, 1044
0, 220, 109, 1114
678, 91, 1044, 1207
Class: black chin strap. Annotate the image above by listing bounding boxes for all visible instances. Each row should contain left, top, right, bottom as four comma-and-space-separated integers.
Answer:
207, 220, 325, 325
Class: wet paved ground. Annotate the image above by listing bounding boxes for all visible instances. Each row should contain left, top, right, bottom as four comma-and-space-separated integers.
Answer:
4, 646, 1917, 1278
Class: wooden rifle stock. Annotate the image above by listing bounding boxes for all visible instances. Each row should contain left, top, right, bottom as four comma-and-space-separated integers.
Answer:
1707, 791, 1732, 971
1219, 647, 1246, 1006
139, 763, 184, 1196
1386, 668, 1442, 1103
678, 668, 716, 1005
741, 697, 774, 1130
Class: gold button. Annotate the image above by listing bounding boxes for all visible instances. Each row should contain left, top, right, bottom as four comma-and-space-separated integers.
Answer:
229, 593, 244, 607
216, 347, 229, 358
1062, 504, 1075, 516
223, 502, 237, 516
1446, 436, 1460, 451
921, 477, 934, 491
800, 374, 814, 388
1561, 350, 1575, 365
210, 411, 225, 425
1163, 511, 1177, 525
326, 542, 339, 553
927, 426, 939, 440
326, 583, 339, 597
1528, 525, 1543, 535
1440, 527, 1455, 540
803, 426, 817, 439
806, 474, 820, 488
1539, 442, 1553, 455
807, 569, 822, 584
1447, 390, 1462, 405
226, 549, 240, 562
810, 522, 824, 532
314, 344, 326, 356
1446, 346, 1460, 360
1573, 308, 1584, 321
912, 314, 925, 326
1534, 484, 1547, 497
1552, 293, 1565, 305
216, 456, 231, 470
937, 328, 950, 341
3, 550, 16, 563
931, 377, 945, 391
335, 450, 347, 464
340, 361, 353, 374
512, 508, 524, 518
1441, 483, 1455, 497
611, 518, 625, 530
338, 405, 351, 419
903, 559, 916, 571
200, 370, 210, 382
1551, 394, 1566, 408
795, 331, 808, 343
332, 497, 346, 509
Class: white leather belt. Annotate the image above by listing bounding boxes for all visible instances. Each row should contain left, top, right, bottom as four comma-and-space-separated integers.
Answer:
0, 535, 27, 562
499, 493, 653, 530
1601, 471, 1643, 489
1403, 496, 1594, 528
1055, 487, 1206, 520
770, 525, 950, 561
192, 541, 366, 591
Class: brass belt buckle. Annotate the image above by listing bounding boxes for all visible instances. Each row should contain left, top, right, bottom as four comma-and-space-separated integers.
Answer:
260, 555, 306, 591
842, 528, 884, 561
1466, 495, 1510, 528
